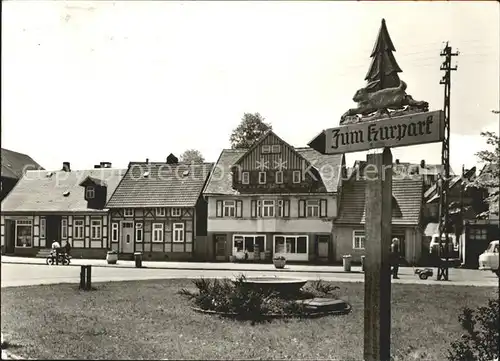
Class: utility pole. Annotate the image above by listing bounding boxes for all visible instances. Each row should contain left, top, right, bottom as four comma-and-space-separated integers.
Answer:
437, 42, 459, 281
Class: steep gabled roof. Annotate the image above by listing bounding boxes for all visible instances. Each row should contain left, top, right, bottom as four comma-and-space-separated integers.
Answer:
1, 168, 126, 213
1, 148, 44, 180
335, 177, 424, 225
106, 162, 214, 208
203, 148, 344, 196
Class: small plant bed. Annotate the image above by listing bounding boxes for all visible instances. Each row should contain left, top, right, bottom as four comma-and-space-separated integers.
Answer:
178, 275, 351, 320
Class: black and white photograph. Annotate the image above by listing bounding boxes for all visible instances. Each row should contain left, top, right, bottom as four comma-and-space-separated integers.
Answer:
1, 1, 499, 360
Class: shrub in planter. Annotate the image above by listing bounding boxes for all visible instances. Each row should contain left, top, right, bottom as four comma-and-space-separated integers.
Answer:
273, 256, 286, 269
106, 250, 118, 264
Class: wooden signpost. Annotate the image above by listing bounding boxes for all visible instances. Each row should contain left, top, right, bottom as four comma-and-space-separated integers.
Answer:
308, 19, 447, 361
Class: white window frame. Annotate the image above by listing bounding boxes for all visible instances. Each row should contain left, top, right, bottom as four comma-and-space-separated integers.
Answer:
15, 219, 33, 248
73, 219, 85, 240
232, 234, 266, 257
155, 208, 165, 217
90, 219, 102, 240
86, 186, 95, 199
273, 234, 309, 257
258, 172, 266, 184
135, 222, 143, 242
353, 230, 365, 250
262, 200, 275, 218
242, 171, 250, 184
173, 223, 185, 243
124, 209, 134, 217
271, 144, 281, 153
261, 145, 271, 154
40, 217, 46, 239
152, 223, 164, 242
111, 223, 119, 242
306, 199, 320, 218
275, 171, 283, 184
223, 200, 236, 217
277, 199, 290, 218
171, 208, 182, 217
293, 170, 301, 183
61, 218, 68, 239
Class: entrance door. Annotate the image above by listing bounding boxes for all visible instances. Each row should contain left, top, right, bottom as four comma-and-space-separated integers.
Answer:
46, 216, 61, 247
214, 234, 226, 261
317, 235, 330, 261
121, 222, 134, 253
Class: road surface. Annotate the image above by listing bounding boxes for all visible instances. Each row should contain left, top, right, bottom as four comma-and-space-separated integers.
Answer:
1, 263, 498, 288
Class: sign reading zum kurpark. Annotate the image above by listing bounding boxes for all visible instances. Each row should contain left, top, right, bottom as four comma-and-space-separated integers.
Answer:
308, 110, 444, 155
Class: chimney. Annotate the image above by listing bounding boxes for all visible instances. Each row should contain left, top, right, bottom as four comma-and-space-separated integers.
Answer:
420, 159, 426, 168
100, 162, 112, 168
94, 164, 101, 169
62, 162, 71, 172
395, 159, 400, 165
166, 153, 179, 165
146, 158, 149, 164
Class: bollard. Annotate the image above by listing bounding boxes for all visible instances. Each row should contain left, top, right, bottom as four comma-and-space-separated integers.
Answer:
361, 255, 366, 272
134, 252, 142, 268
80, 265, 92, 290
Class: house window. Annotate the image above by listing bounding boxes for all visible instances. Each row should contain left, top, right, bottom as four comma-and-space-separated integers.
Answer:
242, 172, 250, 184
173, 223, 184, 243
15, 220, 33, 248
262, 145, 271, 154
124, 209, 134, 217
258, 172, 266, 184
469, 228, 488, 240
262, 200, 275, 217
232, 235, 265, 255
171, 208, 182, 217
223, 200, 236, 217
277, 199, 290, 218
61, 219, 68, 239
353, 230, 365, 250
111, 223, 119, 242
271, 145, 281, 153
306, 200, 320, 217
155, 208, 165, 217
73, 219, 85, 240
293, 170, 301, 183
86, 186, 95, 199
275, 171, 283, 184
135, 223, 143, 242
152, 223, 164, 242
91, 219, 102, 239
40, 217, 46, 239
274, 235, 308, 255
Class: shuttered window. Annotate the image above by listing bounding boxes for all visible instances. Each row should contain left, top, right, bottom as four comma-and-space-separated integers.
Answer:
319, 199, 328, 218
216, 200, 223, 218
298, 200, 306, 218
236, 200, 243, 218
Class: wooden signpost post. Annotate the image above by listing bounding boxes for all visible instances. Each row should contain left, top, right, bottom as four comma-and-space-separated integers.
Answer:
308, 19, 446, 361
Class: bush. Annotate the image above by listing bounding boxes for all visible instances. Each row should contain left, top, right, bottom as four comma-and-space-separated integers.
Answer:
447, 296, 499, 361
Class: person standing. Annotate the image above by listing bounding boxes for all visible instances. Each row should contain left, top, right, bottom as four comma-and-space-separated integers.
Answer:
52, 240, 61, 265
390, 238, 400, 279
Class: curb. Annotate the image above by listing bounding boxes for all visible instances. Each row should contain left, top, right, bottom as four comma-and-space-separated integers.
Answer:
0, 261, 363, 275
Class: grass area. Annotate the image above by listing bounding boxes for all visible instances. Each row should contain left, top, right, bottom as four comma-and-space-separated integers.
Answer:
1, 279, 497, 360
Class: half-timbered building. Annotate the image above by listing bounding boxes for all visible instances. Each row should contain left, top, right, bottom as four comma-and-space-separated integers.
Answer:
203, 130, 346, 263
1, 162, 126, 257
105, 155, 214, 260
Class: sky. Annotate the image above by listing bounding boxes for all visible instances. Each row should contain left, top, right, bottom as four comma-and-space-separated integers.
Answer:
2, 1, 499, 173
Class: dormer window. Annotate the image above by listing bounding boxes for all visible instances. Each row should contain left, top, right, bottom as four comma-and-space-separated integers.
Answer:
258, 172, 266, 184
86, 186, 95, 199
242, 172, 250, 184
261, 145, 271, 154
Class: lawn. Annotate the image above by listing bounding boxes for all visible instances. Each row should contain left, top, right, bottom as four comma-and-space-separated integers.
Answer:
1, 279, 497, 360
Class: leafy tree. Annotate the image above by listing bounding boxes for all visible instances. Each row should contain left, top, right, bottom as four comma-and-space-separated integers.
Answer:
364, 18, 403, 92
180, 149, 205, 164
467, 131, 499, 218
229, 113, 272, 149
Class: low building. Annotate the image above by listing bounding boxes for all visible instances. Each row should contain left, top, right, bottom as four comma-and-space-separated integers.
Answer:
105, 155, 214, 261
1, 148, 43, 201
203, 129, 345, 263
334, 169, 424, 265
1, 161, 125, 257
